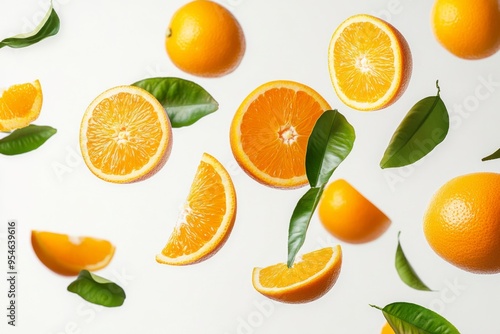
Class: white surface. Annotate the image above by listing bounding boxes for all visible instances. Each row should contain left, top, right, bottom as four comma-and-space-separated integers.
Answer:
0, 0, 499, 333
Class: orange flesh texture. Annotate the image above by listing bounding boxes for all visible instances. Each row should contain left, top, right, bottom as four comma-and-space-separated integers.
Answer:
0, 83, 38, 119
333, 21, 396, 103
239, 87, 325, 180
162, 159, 227, 257
84, 92, 164, 176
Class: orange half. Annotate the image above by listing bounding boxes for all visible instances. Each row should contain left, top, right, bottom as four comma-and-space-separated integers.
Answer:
31, 230, 115, 276
230, 80, 331, 189
0, 80, 43, 131
156, 153, 237, 265
252, 246, 342, 303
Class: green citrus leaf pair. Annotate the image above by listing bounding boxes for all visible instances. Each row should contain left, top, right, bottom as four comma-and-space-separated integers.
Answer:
133, 77, 218, 128
287, 110, 355, 267
0, 125, 56, 155
67, 270, 125, 307
0, 1, 60, 49
380, 81, 449, 168
372, 302, 461, 334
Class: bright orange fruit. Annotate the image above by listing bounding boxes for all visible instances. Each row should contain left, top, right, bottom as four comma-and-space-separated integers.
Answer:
424, 172, 500, 274
328, 14, 412, 111
381, 322, 396, 334
156, 153, 237, 265
80, 85, 172, 183
0, 80, 43, 131
31, 231, 115, 276
252, 246, 342, 303
230, 80, 331, 189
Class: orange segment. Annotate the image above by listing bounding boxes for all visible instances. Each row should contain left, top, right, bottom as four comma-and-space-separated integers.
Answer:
80, 85, 172, 183
31, 231, 115, 276
156, 153, 237, 265
252, 246, 342, 303
328, 14, 412, 111
0, 80, 43, 131
230, 80, 331, 189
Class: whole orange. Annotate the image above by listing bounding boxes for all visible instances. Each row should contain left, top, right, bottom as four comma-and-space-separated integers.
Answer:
166, 0, 246, 77
318, 179, 391, 244
431, 0, 500, 59
423, 172, 500, 274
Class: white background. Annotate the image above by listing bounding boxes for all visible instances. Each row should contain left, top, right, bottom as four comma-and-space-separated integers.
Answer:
0, 0, 499, 333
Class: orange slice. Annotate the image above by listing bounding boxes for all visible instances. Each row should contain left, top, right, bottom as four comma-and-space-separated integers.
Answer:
252, 246, 342, 303
0, 80, 43, 131
328, 14, 412, 111
80, 85, 172, 183
156, 153, 237, 265
31, 230, 115, 276
230, 80, 331, 189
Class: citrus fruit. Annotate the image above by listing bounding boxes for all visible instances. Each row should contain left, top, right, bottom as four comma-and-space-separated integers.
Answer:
318, 179, 391, 244
328, 14, 412, 111
252, 246, 342, 303
431, 0, 500, 59
80, 85, 172, 183
423, 172, 500, 274
156, 153, 237, 265
381, 322, 395, 334
229, 80, 331, 189
0, 79, 43, 131
166, 0, 245, 77
31, 230, 115, 276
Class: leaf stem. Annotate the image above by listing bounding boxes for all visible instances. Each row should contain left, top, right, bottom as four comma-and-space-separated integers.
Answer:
435, 80, 440, 96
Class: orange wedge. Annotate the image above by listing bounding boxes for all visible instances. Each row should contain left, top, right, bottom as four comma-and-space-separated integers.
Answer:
252, 246, 342, 303
156, 153, 237, 265
0, 80, 43, 131
230, 80, 331, 189
328, 14, 412, 111
31, 230, 115, 276
80, 85, 172, 183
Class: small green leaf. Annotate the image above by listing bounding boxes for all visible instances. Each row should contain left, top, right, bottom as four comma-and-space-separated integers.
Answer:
395, 232, 432, 291
0, 2, 60, 49
0, 125, 56, 155
371, 302, 461, 334
132, 77, 219, 127
380, 81, 449, 169
482, 148, 500, 161
306, 110, 355, 188
67, 270, 126, 307
287, 186, 324, 267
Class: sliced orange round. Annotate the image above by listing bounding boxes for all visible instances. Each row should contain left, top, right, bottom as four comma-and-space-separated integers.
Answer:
31, 230, 115, 276
230, 80, 331, 189
252, 246, 342, 303
0, 79, 43, 131
80, 85, 172, 183
156, 153, 237, 265
328, 14, 412, 111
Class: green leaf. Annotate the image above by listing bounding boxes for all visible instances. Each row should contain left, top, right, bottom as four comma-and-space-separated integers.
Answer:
306, 110, 355, 188
371, 302, 461, 334
380, 81, 449, 169
0, 2, 60, 49
132, 77, 219, 127
395, 232, 432, 291
0, 125, 56, 155
67, 270, 126, 307
482, 148, 500, 161
287, 186, 324, 267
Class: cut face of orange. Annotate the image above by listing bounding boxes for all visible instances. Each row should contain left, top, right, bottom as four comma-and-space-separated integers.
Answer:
252, 246, 342, 303
31, 230, 115, 276
0, 80, 43, 131
328, 14, 412, 111
80, 85, 172, 183
230, 80, 331, 189
156, 153, 237, 265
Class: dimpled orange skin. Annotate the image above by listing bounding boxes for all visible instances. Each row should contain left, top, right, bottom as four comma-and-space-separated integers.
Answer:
431, 0, 500, 59
318, 179, 391, 244
166, 0, 246, 77
423, 172, 500, 274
